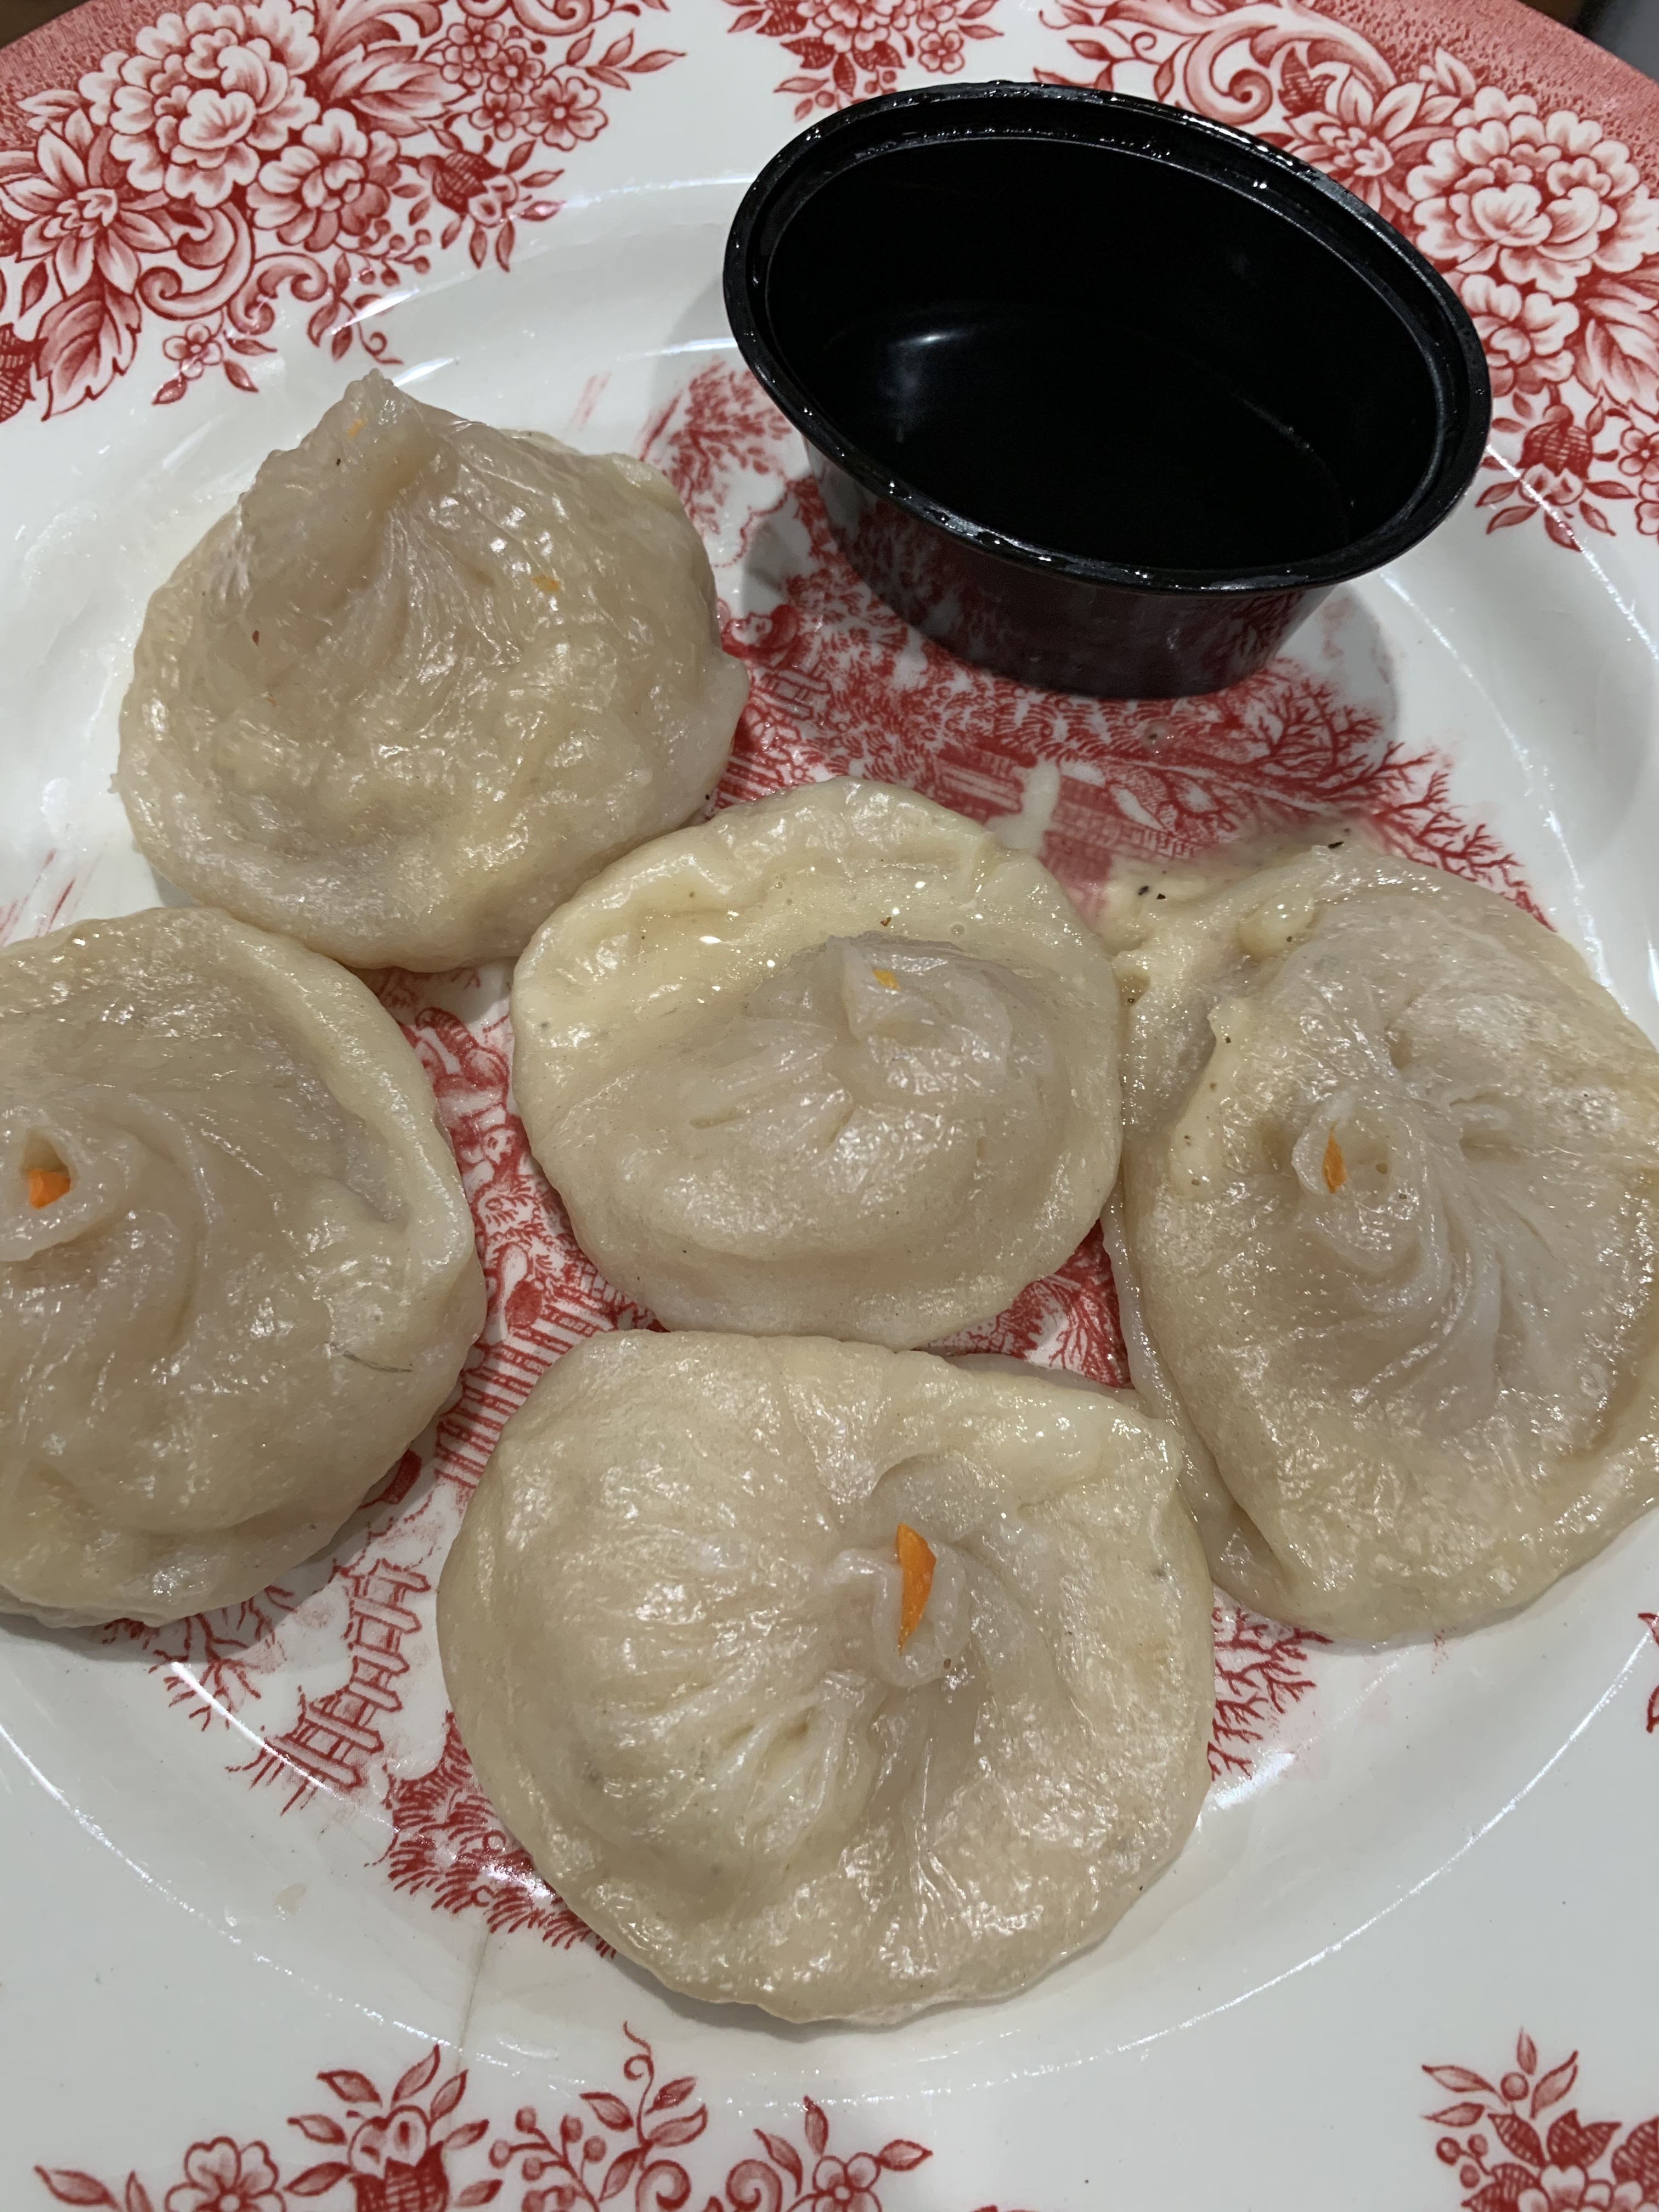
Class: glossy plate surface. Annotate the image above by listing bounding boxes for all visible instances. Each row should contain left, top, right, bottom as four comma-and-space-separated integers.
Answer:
2, 2, 1657, 2206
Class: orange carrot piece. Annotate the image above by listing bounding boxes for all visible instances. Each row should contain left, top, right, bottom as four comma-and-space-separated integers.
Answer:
1322, 1130, 1346, 1193
26, 1167, 70, 1208
895, 1522, 935, 1648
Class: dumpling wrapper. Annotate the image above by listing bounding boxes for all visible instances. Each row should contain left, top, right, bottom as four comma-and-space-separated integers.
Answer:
118, 373, 747, 971
510, 777, 1122, 1346
0, 907, 485, 1627
1106, 838, 1659, 1639
437, 1329, 1212, 2022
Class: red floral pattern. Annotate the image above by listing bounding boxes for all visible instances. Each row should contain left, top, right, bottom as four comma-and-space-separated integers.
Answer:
0, 0, 680, 422
646, 364, 1539, 919
492, 2030, 930, 2212
1037, 0, 1659, 555
165, 2142, 285, 2212
0, 9, 1648, 2202
724, 0, 998, 121
377, 993, 659, 1491
7, 0, 1658, 558
1425, 2032, 1659, 2212
84, 349, 1554, 1953
35, 2032, 941, 2212
159, 983, 645, 1946
929, 1222, 1129, 1385
102, 1585, 302, 1718
380, 1710, 602, 1951
1209, 1605, 1324, 1781
2, 0, 1658, 563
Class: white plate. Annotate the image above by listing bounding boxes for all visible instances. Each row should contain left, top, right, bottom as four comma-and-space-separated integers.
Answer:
4, 0, 1659, 2205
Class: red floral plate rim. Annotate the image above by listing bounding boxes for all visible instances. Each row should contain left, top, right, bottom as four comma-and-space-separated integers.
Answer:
2, 1, 1659, 2209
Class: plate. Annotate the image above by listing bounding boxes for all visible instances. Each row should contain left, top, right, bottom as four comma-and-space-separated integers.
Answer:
3, 0, 1659, 2205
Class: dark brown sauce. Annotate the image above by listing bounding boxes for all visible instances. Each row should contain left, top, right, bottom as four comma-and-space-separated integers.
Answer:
817, 302, 1353, 571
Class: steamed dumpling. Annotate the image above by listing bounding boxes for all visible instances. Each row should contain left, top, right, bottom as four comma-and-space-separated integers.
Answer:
1107, 838, 1659, 1639
0, 907, 485, 1627
510, 778, 1122, 1346
118, 373, 747, 971
437, 1328, 1212, 2021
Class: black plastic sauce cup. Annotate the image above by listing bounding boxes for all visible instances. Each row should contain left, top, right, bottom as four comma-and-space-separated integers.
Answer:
724, 83, 1491, 700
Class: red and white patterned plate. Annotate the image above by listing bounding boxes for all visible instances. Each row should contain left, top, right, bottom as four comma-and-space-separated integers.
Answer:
3, 1, 1658, 2205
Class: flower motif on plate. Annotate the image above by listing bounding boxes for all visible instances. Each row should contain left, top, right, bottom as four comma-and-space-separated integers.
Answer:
1425, 2032, 1659, 2212
0, 0, 682, 421
1037, 0, 1659, 554
723, 0, 1000, 122
34, 2032, 938, 2212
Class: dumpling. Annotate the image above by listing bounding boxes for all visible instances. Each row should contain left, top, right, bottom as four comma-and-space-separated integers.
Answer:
1107, 837, 1659, 1639
510, 777, 1121, 1346
118, 372, 747, 972
437, 1328, 1212, 2021
0, 906, 485, 1627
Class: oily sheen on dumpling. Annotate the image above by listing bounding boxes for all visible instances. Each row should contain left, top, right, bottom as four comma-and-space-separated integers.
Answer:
0, 907, 484, 1627
1107, 838, 1659, 1639
118, 372, 747, 970
437, 1329, 1212, 2021
510, 778, 1122, 1346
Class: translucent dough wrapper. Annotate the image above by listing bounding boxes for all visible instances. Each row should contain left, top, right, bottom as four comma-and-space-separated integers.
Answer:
510, 778, 1122, 1346
438, 1329, 1212, 2022
1109, 839, 1659, 1639
118, 373, 747, 970
0, 907, 485, 1627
